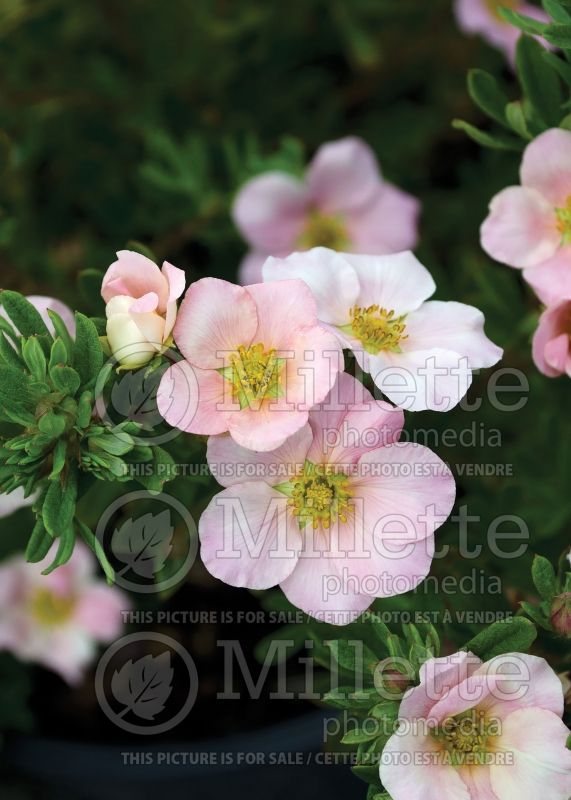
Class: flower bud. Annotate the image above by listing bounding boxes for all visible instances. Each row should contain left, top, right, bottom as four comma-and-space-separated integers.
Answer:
105, 295, 163, 369
550, 592, 571, 637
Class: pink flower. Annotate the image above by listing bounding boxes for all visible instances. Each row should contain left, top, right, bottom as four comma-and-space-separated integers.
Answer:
199, 373, 455, 623
532, 299, 571, 377
454, 0, 549, 64
481, 129, 571, 303
380, 650, 571, 800
0, 544, 127, 684
157, 277, 342, 452
102, 250, 186, 369
232, 137, 420, 284
263, 248, 502, 412
0, 295, 75, 518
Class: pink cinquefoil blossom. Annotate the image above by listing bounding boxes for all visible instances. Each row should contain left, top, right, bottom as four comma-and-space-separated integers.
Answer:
200, 373, 455, 623
481, 129, 571, 304
0, 544, 126, 684
232, 137, 420, 284
102, 250, 186, 369
532, 299, 571, 378
157, 277, 342, 452
264, 248, 502, 412
380, 650, 571, 800
454, 0, 549, 64
0, 295, 75, 519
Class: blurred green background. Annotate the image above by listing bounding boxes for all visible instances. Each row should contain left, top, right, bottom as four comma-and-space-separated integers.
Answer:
0, 0, 569, 745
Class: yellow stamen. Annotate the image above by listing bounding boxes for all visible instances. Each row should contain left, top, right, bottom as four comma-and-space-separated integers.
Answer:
29, 588, 76, 627
348, 304, 408, 355
298, 210, 350, 251
288, 462, 353, 530
226, 342, 283, 409
556, 196, 571, 240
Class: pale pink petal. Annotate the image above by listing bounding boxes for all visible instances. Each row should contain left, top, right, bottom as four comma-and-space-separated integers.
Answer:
173, 278, 257, 369
368, 347, 473, 412
306, 371, 404, 465
352, 443, 455, 541
404, 301, 503, 369
199, 482, 302, 590
263, 248, 360, 326
479, 653, 565, 718
157, 361, 231, 435
232, 172, 308, 251
74, 585, 126, 641
161, 261, 186, 303
238, 251, 270, 285
481, 187, 560, 268
102, 251, 169, 312
129, 292, 160, 314
344, 252, 436, 315
307, 137, 383, 214
490, 708, 571, 800
281, 324, 343, 412
206, 424, 312, 488
245, 279, 319, 349
524, 247, 571, 306
130, 309, 166, 350
380, 727, 471, 800
227, 401, 309, 453
348, 183, 420, 254
532, 302, 571, 378
26, 296, 77, 338
521, 128, 571, 208
458, 765, 498, 799
38, 628, 94, 686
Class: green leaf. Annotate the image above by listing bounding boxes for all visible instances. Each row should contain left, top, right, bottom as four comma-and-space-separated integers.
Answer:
42, 524, 75, 574
545, 22, 571, 48
77, 390, 93, 428
352, 765, 381, 785
532, 555, 558, 600
49, 438, 67, 479
22, 337, 47, 381
464, 617, 537, 660
499, 7, 548, 34
135, 446, 176, 493
38, 411, 66, 438
467, 70, 510, 127
543, 0, 571, 23
50, 365, 81, 396
520, 601, 553, 631
25, 518, 54, 563
89, 429, 134, 456
505, 101, 533, 139
0, 291, 51, 340
49, 337, 68, 372
73, 313, 104, 388
452, 120, 523, 151
0, 333, 23, 368
341, 723, 380, 745
47, 309, 74, 359
76, 518, 115, 583
0, 365, 36, 408
42, 469, 78, 538
516, 35, 563, 127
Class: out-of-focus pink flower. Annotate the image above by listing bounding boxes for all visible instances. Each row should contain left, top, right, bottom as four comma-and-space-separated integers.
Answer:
0, 544, 127, 684
264, 248, 502, 412
199, 372, 455, 623
454, 0, 549, 64
157, 277, 342, 452
0, 295, 75, 519
232, 137, 420, 284
102, 250, 186, 369
532, 299, 571, 377
481, 129, 571, 303
380, 650, 571, 800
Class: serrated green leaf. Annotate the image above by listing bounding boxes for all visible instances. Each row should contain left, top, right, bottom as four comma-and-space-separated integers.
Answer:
452, 120, 523, 151
517, 35, 563, 127
73, 313, 103, 388
464, 617, 537, 660
532, 555, 558, 599
467, 70, 510, 127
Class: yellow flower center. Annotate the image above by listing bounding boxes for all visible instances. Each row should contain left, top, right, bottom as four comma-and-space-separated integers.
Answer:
556, 196, 571, 240
345, 305, 408, 355
29, 588, 76, 627
224, 343, 284, 409
484, 0, 519, 22
431, 710, 498, 766
287, 462, 353, 530
298, 210, 350, 250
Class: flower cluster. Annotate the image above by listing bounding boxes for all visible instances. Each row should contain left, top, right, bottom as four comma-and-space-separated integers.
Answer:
481, 129, 571, 378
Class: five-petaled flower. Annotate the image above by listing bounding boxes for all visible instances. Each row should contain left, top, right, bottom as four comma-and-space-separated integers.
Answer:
232, 137, 420, 284
102, 249, 186, 369
263, 247, 502, 411
380, 649, 571, 800
199, 373, 455, 623
0, 544, 127, 684
157, 276, 343, 452
481, 129, 571, 306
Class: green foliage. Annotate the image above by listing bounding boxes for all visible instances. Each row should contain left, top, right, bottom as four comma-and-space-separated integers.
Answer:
464, 617, 537, 659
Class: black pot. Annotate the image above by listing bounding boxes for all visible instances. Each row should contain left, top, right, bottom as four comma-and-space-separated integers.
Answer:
1, 710, 363, 800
